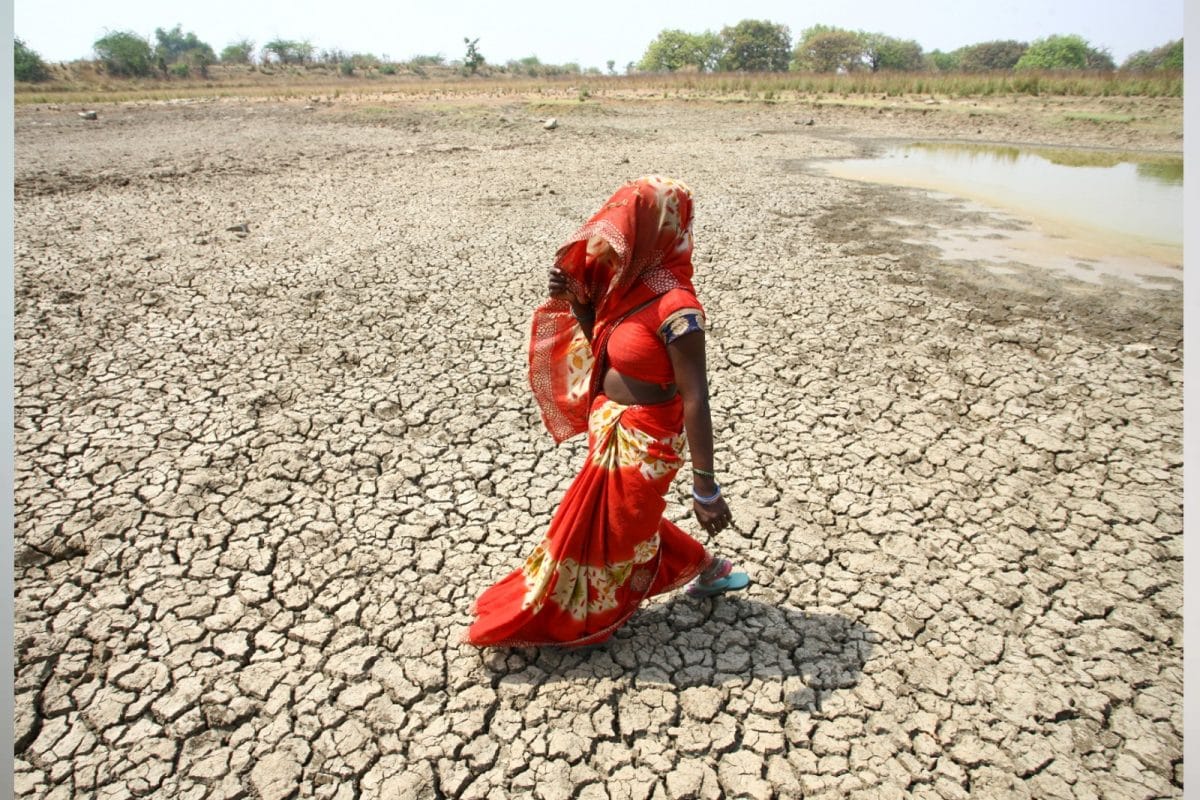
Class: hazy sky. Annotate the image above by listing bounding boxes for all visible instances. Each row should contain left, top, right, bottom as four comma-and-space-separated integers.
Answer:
14, 0, 1187, 70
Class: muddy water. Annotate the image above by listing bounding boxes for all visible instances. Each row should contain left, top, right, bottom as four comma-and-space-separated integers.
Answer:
815, 142, 1183, 288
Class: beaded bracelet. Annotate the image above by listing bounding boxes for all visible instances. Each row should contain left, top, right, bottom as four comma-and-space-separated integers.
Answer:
692, 485, 722, 505
692, 467, 716, 479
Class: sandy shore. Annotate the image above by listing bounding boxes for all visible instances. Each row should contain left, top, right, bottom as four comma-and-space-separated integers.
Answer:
14, 93, 1182, 798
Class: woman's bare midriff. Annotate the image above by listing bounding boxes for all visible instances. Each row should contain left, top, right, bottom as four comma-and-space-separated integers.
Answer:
602, 367, 677, 405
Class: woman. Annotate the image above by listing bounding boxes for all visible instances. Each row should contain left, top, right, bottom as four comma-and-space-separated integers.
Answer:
466, 175, 748, 648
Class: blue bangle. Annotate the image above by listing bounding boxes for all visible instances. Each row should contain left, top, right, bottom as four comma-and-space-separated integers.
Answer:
693, 485, 722, 505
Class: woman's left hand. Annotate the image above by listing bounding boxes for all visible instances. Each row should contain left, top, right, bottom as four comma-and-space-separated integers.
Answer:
693, 495, 733, 535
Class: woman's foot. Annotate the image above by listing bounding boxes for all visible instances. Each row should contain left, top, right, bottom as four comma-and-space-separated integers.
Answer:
686, 557, 750, 597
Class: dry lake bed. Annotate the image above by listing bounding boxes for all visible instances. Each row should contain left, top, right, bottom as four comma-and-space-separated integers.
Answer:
13, 91, 1183, 799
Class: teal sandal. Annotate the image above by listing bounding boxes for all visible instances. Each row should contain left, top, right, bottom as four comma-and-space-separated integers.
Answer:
686, 569, 750, 598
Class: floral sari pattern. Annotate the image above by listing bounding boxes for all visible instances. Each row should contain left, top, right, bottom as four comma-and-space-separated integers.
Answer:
589, 400, 687, 481
467, 395, 708, 647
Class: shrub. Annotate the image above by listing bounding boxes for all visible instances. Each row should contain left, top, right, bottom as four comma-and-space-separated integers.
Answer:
1016, 35, 1113, 71
262, 39, 313, 65
506, 55, 542, 76
94, 30, 155, 76
170, 62, 190, 78
220, 39, 255, 64
154, 25, 215, 74
926, 49, 959, 71
351, 53, 381, 70
956, 40, 1028, 72
14, 37, 51, 82
1121, 39, 1183, 71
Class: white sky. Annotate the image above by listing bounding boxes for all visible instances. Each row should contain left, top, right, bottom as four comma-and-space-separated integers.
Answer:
14, 0, 1186, 70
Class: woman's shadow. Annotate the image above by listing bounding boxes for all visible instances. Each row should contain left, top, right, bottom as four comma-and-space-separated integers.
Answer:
484, 595, 877, 712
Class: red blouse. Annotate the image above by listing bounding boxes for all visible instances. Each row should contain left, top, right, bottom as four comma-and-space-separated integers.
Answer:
607, 288, 705, 385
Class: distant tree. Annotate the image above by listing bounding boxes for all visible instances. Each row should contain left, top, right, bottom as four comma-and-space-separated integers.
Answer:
1120, 49, 1155, 72
1015, 34, 1113, 70
320, 48, 350, 64
792, 29, 864, 72
153, 25, 215, 77
863, 34, 924, 71
955, 40, 1028, 72
719, 19, 791, 72
507, 55, 542, 76
638, 30, 685, 71
262, 39, 313, 65
794, 24, 842, 52
606, 59, 616, 75
154, 26, 214, 65
926, 49, 960, 71
463, 37, 484, 74
14, 37, 51, 82
694, 31, 724, 72
94, 30, 155, 77
639, 29, 721, 72
220, 39, 255, 64
1121, 39, 1183, 71
1085, 47, 1116, 70
352, 53, 381, 70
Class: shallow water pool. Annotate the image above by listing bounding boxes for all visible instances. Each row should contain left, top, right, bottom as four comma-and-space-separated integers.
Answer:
815, 142, 1183, 288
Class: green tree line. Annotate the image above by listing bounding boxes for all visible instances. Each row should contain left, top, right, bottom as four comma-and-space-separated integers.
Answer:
12, 23, 1184, 83
12, 26, 583, 80
636, 21, 1182, 75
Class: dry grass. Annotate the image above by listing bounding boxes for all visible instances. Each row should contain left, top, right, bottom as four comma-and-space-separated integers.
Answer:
14, 64, 1183, 106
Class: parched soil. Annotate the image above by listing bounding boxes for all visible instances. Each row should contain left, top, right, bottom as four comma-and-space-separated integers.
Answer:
14, 92, 1182, 799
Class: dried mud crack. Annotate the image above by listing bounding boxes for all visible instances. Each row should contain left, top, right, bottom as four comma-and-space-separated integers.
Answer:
14, 95, 1181, 799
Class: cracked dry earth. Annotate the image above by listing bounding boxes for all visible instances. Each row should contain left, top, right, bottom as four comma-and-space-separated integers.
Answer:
14, 96, 1182, 799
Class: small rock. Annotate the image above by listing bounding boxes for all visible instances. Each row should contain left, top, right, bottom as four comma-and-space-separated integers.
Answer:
543, 118, 558, 130
79, 110, 98, 120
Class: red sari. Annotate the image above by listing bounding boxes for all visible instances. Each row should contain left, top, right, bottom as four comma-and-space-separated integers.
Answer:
467, 176, 712, 648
